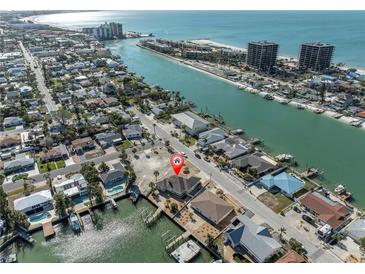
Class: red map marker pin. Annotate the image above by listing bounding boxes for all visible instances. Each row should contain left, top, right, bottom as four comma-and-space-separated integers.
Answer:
170, 153, 184, 176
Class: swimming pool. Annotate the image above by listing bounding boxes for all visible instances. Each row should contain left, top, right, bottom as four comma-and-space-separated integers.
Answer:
107, 185, 124, 196
29, 212, 50, 223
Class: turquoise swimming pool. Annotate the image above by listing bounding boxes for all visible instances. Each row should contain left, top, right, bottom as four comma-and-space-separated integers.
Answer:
29, 212, 50, 223
107, 185, 124, 196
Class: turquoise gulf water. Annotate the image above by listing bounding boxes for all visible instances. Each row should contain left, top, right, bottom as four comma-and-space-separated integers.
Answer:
33, 11, 365, 207
34, 11, 365, 68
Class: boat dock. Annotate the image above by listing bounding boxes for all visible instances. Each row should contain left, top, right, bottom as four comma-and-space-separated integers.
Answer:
110, 198, 118, 209
42, 221, 55, 239
165, 231, 191, 252
145, 207, 162, 226
171, 239, 201, 263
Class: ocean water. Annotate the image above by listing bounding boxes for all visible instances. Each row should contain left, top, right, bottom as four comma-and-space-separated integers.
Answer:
34, 10, 365, 68
33, 11, 365, 207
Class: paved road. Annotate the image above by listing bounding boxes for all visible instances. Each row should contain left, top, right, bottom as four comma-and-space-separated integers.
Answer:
134, 109, 342, 263
19, 42, 59, 113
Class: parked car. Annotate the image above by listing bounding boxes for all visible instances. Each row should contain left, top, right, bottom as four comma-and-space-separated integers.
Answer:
293, 206, 301, 213
302, 214, 317, 227
194, 153, 201, 159
204, 156, 210, 162
180, 151, 187, 158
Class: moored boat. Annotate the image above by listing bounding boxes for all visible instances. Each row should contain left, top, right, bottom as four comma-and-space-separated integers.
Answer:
69, 213, 82, 232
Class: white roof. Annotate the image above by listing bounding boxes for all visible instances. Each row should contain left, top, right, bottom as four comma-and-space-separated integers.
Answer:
14, 190, 53, 211
63, 186, 80, 197
172, 111, 209, 130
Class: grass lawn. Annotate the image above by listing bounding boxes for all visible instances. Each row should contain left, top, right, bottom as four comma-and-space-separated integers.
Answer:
55, 160, 66, 169
180, 135, 197, 147
117, 140, 132, 151
5, 127, 16, 131
293, 180, 317, 198
258, 192, 294, 214
37, 160, 65, 174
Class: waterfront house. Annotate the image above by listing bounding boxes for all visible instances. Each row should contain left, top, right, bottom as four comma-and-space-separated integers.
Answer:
100, 163, 127, 189
211, 137, 250, 160
123, 124, 143, 139
190, 191, 234, 226
224, 214, 282, 263
95, 131, 123, 149
156, 175, 202, 200
71, 137, 95, 155
345, 218, 365, 244
4, 154, 35, 175
198, 127, 226, 147
232, 152, 277, 176
300, 192, 350, 230
13, 190, 54, 216
172, 111, 209, 136
53, 173, 88, 200
39, 144, 68, 163
259, 171, 305, 198
3, 116, 23, 128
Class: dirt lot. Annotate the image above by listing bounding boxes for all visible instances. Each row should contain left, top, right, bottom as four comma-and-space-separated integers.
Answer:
258, 191, 293, 213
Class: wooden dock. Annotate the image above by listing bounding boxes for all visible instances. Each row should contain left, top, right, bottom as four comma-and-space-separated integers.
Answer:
42, 221, 55, 239
110, 198, 118, 209
145, 207, 162, 226
165, 231, 191, 252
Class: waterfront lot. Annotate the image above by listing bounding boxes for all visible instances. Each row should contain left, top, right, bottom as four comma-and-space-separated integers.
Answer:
258, 191, 294, 213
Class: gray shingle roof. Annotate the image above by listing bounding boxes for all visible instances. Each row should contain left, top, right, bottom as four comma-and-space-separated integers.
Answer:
225, 214, 282, 262
232, 152, 275, 175
172, 111, 209, 130
191, 191, 234, 225
156, 175, 201, 197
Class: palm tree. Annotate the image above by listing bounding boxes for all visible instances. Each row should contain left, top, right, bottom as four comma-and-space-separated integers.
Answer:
279, 227, 287, 240
152, 123, 156, 137
98, 162, 109, 173
153, 170, 159, 183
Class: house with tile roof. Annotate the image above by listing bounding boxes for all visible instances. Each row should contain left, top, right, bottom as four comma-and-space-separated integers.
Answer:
300, 192, 350, 230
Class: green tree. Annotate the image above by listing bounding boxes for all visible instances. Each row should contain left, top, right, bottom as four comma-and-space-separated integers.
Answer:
170, 202, 178, 214
98, 162, 110, 173
54, 193, 73, 217
206, 233, 217, 249
153, 170, 159, 183
359, 237, 365, 250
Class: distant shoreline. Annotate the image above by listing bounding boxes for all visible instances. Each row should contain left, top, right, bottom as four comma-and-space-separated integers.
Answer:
136, 43, 365, 130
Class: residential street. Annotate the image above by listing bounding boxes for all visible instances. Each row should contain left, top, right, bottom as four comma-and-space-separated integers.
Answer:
133, 108, 343, 263
19, 41, 59, 113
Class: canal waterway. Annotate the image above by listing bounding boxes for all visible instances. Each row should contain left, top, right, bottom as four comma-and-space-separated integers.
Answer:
12, 199, 213, 263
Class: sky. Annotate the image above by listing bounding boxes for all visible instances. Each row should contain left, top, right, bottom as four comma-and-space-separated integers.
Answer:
1, 0, 365, 11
